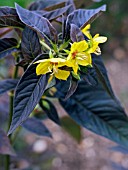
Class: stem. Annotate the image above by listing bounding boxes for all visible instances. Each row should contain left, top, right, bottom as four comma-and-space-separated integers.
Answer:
7, 91, 14, 134
5, 156, 9, 170
40, 41, 51, 51
7, 62, 19, 133
5, 62, 19, 170
11, 126, 21, 146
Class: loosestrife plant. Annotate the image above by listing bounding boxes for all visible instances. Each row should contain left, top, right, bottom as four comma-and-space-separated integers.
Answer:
0, 0, 128, 169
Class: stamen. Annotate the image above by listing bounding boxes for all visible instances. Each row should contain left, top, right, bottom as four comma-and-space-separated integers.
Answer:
48, 66, 52, 72
95, 47, 101, 55
53, 65, 58, 73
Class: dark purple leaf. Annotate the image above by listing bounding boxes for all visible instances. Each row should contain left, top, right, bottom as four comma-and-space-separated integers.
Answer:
0, 38, 18, 59
70, 24, 84, 42
65, 0, 75, 16
8, 57, 48, 135
37, 5, 72, 21
93, 63, 116, 101
80, 66, 98, 86
44, 1, 66, 11
15, 3, 58, 43
0, 7, 24, 28
21, 26, 42, 61
0, 28, 13, 38
0, 79, 19, 95
67, 5, 106, 28
80, 5, 106, 29
22, 117, 52, 137
55, 55, 128, 147
64, 77, 78, 100
28, 0, 65, 11
0, 129, 15, 156
65, 5, 106, 39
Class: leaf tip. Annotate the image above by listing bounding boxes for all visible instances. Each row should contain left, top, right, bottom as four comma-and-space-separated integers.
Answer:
7, 127, 13, 136
7, 123, 18, 136
101, 4, 107, 12
15, 2, 19, 8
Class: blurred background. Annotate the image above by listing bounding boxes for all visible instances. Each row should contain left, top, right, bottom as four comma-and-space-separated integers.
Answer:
0, 0, 128, 170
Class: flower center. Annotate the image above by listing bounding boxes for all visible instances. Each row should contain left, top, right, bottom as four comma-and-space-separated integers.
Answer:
50, 62, 59, 74
50, 62, 58, 66
72, 51, 78, 59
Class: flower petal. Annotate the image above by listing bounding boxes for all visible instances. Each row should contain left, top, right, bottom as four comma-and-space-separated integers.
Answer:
55, 69, 70, 80
76, 54, 92, 66
66, 59, 74, 66
36, 61, 52, 75
93, 34, 107, 43
67, 53, 72, 61
66, 59, 78, 74
81, 24, 91, 38
71, 40, 88, 52
82, 24, 91, 33
72, 63, 79, 75
34, 59, 50, 64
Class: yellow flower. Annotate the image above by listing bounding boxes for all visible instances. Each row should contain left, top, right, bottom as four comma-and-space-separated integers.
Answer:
81, 24, 91, 38
87, 34, 107, 55
67, 40, 92, 75
82, 27, 107, 55
82, 24, 107, 55
35, 58, 70, 80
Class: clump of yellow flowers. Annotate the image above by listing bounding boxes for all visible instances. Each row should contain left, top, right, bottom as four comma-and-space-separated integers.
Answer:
35, 24, 107, 81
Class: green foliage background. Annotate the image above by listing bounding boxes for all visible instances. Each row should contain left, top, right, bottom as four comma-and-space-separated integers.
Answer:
0, 0, 33, 7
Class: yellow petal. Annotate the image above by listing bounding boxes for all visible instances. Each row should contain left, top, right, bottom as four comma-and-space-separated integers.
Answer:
81, 24, 91, 38
67, 53, 71, 61
82, 24, 91, 31
71, 40, 88, 52
85, 32, 92, 39
72, 62, 79, 75
93, 34, 107, 43
76, 54, 92, 66
66, 59, 79, 74
55, 69, 70, 80
65, 59, 74, 67
81, 24, 91, 34
36, 61, 52, 75
34, 59, 50, 64
93, 34, 99, 38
